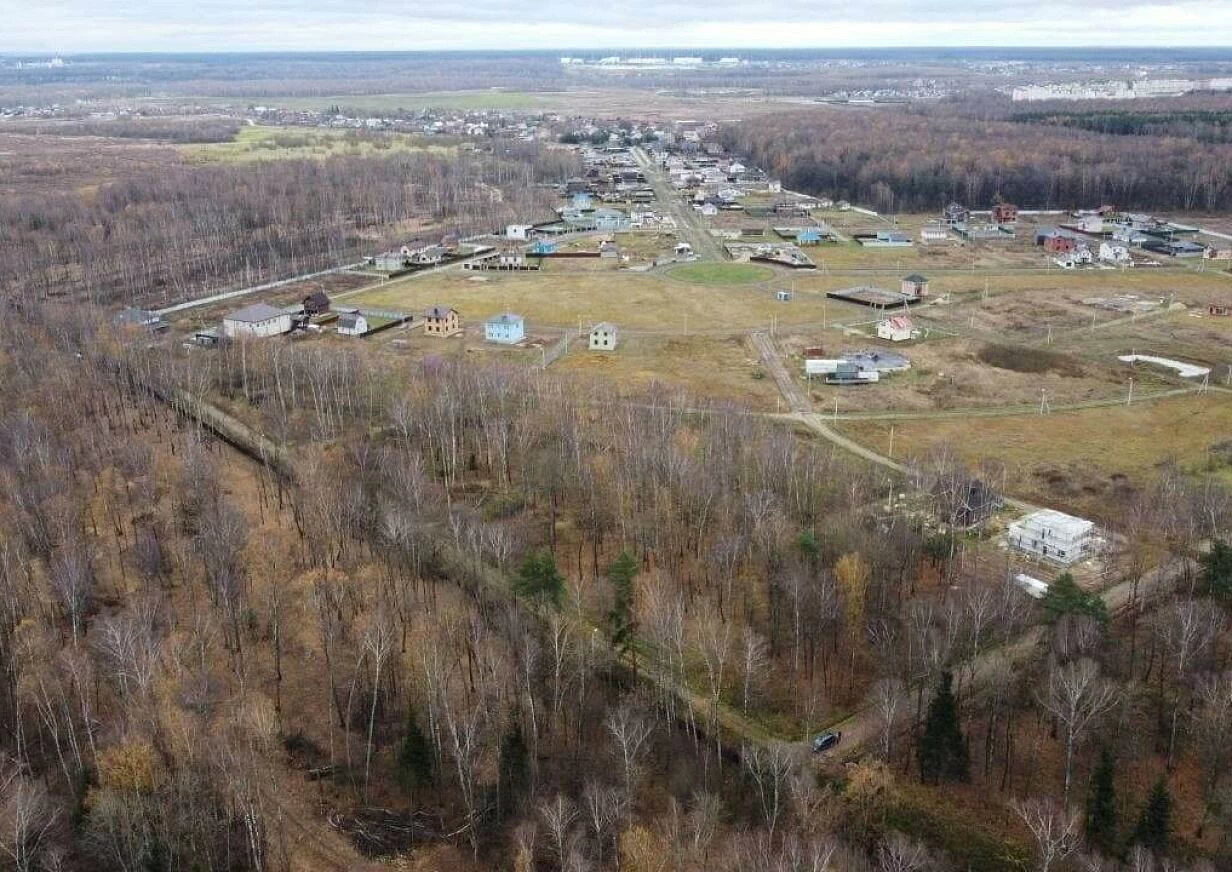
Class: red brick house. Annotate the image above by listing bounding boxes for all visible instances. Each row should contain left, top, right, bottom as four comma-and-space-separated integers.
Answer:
1043, 234, 1077, 254
992, 203, 1019, 224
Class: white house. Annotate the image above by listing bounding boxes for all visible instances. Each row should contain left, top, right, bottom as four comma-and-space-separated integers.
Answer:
336, 312, 369, 336
876, 315, 916, 342
1074, 214, 1105, 234
222, 303, 292, 339
1099, 242, 1131, 264
1007, 509, 1097, 565
589, 322, 618, 351
484, 312, 525, 344
506, 224, 534, 241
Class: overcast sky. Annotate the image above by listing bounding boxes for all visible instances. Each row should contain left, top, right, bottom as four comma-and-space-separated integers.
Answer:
3, 0, 1232, 53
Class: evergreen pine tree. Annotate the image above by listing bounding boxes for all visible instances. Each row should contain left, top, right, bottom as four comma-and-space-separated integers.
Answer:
497, 720, 530, 821
1085, 747, 1117, 851
1132, 777, 1172, 854
1041, 572, 1108, 624
513, 550, 564, 609
1200, 539, 1232, 598
918, 671, 969, 784
397, 707, 434, 793
606, 551, 638, 657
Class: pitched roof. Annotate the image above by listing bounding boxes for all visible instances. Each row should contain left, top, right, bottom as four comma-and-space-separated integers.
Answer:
592, 322, 617, 333
225, 303, 286, 323
337, 313, 363, 330
425, 306, 457, 319
903, 273, 928, 283
486, 312, 523, 325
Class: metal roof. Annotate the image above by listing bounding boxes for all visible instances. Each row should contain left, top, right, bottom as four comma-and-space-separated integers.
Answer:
224, 303, 286, 323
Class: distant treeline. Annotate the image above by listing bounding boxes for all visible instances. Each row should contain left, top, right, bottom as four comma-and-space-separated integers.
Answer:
0, 144, 573, 306
724, 106, 1232, 212
1010, 109, 1232, 144
8, 117, 242, 143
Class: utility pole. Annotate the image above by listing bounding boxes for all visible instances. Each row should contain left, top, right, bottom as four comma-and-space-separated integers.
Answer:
1039, 389, 1050, 415
833, 396, 839, 423
1126, 377, 1134, 406
888, 426, 895, 459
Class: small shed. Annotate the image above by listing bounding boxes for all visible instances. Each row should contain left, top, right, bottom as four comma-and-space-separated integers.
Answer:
1210, 303, 1231, 317
531, 240, 557, 256
484, 313, 525, 345
589, 322, 618, 351
337, 313, 369, 336
775, 290, 793, 302
506, 224, 534, 241
796, 228, 822, 245
901, 274, 929, 298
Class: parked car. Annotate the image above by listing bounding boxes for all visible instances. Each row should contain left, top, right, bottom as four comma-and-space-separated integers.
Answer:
811, 731, 842, 754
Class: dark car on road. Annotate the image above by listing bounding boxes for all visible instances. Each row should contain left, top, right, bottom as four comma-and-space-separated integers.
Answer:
811, 731, 842, 754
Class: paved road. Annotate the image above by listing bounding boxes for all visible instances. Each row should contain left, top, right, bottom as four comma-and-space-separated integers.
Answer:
632, 146, 726, 262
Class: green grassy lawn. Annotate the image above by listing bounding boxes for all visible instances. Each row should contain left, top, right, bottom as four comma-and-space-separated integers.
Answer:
667, 262, 776, 286
178, 124, 454, 163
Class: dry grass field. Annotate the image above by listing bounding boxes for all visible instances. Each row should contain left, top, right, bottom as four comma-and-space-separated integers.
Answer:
836, 393, 1232, 515
553, 333, 783, 410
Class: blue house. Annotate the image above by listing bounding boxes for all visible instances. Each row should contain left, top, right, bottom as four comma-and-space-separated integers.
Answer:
484, 312, 525, 344
796, 228, 822, 245
531, 240, 557, 256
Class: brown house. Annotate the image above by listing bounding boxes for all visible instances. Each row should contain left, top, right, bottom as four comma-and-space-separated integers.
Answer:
1210, 303, 1232, 317
302, 291, 331, 316
992, 203, 1019, 224
1044, 235, 1077, 254
424, 306, 460, 337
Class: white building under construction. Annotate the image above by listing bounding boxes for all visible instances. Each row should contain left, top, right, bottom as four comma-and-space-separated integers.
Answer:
1007, 509, 1097, 565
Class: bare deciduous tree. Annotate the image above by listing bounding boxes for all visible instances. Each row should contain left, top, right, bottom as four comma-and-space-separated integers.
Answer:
1013, 796, 1080, 872
1038, 659, 1119, 801
0, 767, 58, 872
605, 701, 654, 811
742, 743, 798, 838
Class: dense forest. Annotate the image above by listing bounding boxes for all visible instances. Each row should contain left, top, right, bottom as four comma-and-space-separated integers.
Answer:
1009, 109, 1232, 145
0, 141, 572, 306
724, 105, 1232, 211
0, 288, 1229, 869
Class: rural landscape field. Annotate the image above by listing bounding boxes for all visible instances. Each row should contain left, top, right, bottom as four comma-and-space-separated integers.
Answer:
2, 33, 1232, 872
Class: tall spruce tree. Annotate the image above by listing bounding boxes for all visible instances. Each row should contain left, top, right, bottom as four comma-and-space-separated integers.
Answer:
1132, 778, 1172, 854
1085, 747, 1117, 851
497, 720, 530, 821
607, 551, 638, 658
397, 707, 434, 794
918, 671, 969, 784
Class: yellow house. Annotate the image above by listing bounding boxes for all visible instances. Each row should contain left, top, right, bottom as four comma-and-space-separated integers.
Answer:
424, 306, 460, 337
